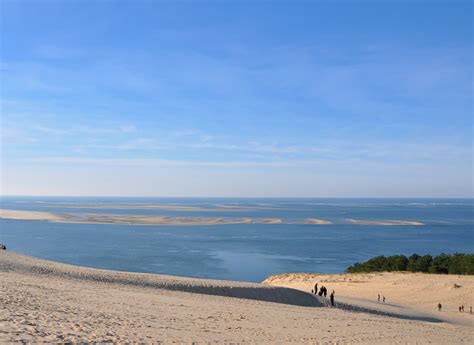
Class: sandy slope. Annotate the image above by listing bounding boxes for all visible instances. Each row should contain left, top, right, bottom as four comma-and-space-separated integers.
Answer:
263, 272, 474, 327
1, 251, 472, 343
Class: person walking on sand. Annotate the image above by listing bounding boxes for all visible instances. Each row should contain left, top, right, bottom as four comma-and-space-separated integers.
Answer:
314, 283, 318, 295
378, 294, 380, 302
438, 303, 442, 311
323, 287, 327, 297
383, 296, 386, 303
318, 287, 323, 296
330, 291, 335, 307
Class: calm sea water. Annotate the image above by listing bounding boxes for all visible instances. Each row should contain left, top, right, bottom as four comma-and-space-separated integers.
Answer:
1, 197, 472, 282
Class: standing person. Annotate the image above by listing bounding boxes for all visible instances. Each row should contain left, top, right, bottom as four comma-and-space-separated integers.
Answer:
323, 287, 327, 297
330, 291, 335, 307
383, 296, 386, 303
314, 283, 318, 295
437, 303, 442, 311
378, 294, 380, 302
470, 306, 472, 314
462, 305, 464, 312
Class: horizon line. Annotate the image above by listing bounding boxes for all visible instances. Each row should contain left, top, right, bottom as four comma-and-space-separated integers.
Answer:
1, 194, 473, 199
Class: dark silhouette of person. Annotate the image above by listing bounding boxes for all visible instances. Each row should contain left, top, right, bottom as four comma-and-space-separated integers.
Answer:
459, 306, 462, 312
378, 294, 380, 302
330, 291, 335, 306
470, 306, 472, 314
438, 303, 442, 311
383, 296, 386, 303
323, 287, 327, 297
314, 283, 318, 295
462, 305, 464, 312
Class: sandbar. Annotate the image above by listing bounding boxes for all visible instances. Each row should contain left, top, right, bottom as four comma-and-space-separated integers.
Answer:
307, 218, 332, 225
348, 219, 424, 226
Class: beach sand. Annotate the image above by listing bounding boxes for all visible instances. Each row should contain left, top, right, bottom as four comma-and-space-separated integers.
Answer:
1, 251, 472, 343
263, 272, 474, 327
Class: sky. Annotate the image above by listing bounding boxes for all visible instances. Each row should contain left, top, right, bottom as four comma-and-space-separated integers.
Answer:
0, 0, 472, 197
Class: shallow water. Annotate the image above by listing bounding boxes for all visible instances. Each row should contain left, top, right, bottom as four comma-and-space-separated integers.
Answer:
1, 197, 472, 282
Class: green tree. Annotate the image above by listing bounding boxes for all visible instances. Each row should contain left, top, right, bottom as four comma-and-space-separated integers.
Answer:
448, 253, 474, 275
407, 254, 432, 272
385, 255, 408, 271
364, 256, 387, 272
346, 253, 473, 275
429, 253, 450, 274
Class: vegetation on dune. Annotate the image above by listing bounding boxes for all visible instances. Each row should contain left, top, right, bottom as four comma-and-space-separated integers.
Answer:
346, 253, 474, 275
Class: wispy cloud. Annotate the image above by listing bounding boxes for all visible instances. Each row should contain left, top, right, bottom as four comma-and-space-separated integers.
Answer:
27, 156, 325, 168
31, 125, 67, 135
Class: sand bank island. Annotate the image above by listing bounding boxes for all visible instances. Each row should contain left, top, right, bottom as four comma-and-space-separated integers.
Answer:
2, 209, 428, 226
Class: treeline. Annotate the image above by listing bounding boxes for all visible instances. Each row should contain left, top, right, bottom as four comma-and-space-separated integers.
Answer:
346, 253, 474, 275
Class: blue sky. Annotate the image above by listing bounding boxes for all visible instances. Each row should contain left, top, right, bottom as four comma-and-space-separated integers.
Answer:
1, 0, 472, 197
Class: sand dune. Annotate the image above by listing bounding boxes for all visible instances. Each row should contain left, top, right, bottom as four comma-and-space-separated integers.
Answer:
0, 251, 318, 307
348, 219, 424, 226
1, 251, 472, 343
263, 272, 474, 327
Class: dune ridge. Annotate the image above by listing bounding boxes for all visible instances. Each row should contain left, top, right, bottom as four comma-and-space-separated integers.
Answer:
0, 251, 320, 307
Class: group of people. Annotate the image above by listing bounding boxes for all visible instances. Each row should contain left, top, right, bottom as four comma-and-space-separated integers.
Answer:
458, 305, 472, 313
438, 303, 472, 313
311, 282, 472, 315
312, 283, 335, 306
